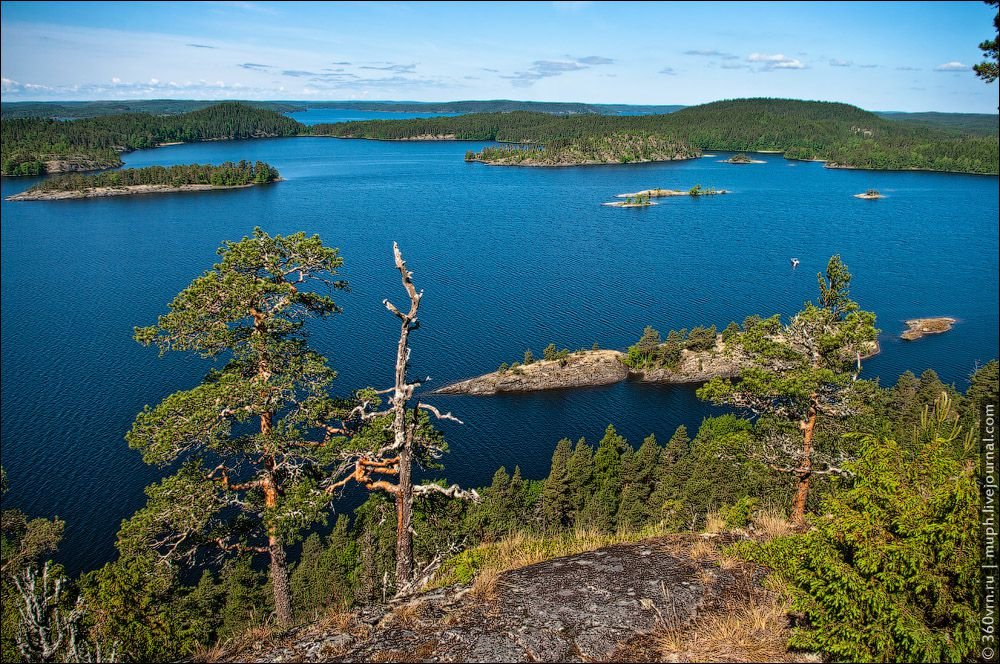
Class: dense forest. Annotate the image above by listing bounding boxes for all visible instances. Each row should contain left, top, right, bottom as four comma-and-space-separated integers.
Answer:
0, 103, 302, 175
1, 236, 992, 663
22, 161, 280, 193
316, 98, 1000, 174
466, 133, 698, 166
4, 99, 997, 176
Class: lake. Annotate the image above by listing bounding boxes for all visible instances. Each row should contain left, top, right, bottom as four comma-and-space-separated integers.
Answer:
1, 111, 997, 573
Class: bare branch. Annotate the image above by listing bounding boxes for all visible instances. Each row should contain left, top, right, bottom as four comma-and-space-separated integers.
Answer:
412, 483, 480, 501
417, 403, 464, 425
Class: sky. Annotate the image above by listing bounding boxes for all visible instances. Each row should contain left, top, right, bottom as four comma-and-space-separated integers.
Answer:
1, 1, 997, 113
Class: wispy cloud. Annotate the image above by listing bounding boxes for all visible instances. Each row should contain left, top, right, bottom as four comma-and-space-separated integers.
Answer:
331, 61, 352, 66
2, 75, 270, 98
895, 65, 921, 71
576, 55, 615, 65
239, 63, 272, 71
858, 63, 879, 69
829, 58, 853, 67
747, 53, 806, 70
658, 66, 678, 76
684, 49, 738, 60
186, 43, 217, 49
206, 1, 279, 15
359, 63, 417, 73
281, 69, 317, 77
500, 55, 613, 87
934, 61, 968, 71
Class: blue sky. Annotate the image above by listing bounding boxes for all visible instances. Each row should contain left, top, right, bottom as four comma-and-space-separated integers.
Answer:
1, 1, 997, 112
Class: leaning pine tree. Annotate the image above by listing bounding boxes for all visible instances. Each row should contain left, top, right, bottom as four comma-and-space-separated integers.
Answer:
698, 255, 878, 524
120, 228, 347, 626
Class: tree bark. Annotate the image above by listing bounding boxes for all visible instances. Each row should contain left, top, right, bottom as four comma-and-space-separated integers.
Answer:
268, 533, 293, 627
395, 441, 414, 588
263, 476, 293, 626
791, 396, 817, 525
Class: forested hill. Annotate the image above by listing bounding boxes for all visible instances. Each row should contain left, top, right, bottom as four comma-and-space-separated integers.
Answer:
875, 111, 999, 137
0, 102, 302, 175
0, 99, 302, 119
0, 99, 684, 119
314, 98, 999, 174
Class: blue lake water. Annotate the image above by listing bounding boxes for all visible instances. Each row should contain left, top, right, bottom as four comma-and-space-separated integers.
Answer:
1, 129, 997, 574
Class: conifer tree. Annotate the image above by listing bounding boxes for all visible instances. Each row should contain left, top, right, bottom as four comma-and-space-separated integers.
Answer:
122, 228, 347, 626
566, 439, 594, 524
540, 439, 574, 532
698, 256, 878, 524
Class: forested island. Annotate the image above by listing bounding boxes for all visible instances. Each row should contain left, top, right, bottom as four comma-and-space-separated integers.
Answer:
1, 240, 991, 663
312, 98, 999, 173
465, 134, 698, 166
5, 161, 280, 200
3, 98, 997, 176
0, 102, 301, 175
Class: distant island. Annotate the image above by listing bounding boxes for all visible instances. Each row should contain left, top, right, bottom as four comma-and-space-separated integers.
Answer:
854, 188, 886, 199
3, 99, 997, 176
900, 317, 956, 340
309, 99, 999, 175
722, 153, 765, 164
5, 161, 280, 201
0, 103, 301, 175
616, 185, 729, 198
603, 193, 657, 207
603, 185, 730, 205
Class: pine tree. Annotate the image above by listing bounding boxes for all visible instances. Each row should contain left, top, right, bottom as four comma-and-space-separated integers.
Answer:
581, 425, 629, 532
121, 228, 347, 626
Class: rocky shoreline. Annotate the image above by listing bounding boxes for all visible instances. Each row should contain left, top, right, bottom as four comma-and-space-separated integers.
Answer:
436, 337, 880, 396
5, 181, 275, 201
435, 343, 754, 396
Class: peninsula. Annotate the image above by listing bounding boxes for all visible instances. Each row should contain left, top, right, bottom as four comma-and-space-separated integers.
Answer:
438, 317, 880, 396
5, 161, 280, 201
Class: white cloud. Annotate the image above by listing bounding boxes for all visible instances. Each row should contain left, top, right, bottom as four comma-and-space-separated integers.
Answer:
934, 61, 968, 71
747, 53, 805, 70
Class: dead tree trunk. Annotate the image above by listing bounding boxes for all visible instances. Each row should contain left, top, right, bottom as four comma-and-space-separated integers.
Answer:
384, 242, 421, 589
791, 395, 817, 525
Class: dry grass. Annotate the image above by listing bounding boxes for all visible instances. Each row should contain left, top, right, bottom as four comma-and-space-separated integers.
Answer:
656, 590, 808, 663
392, 599, 428, 628
750, 508, 794, 540
704, 511, 727, 534
192, 625, 277, 663
688, 538, 717, 561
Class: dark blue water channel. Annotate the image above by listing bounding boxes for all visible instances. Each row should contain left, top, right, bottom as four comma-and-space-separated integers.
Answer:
2, 111, 997, 573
